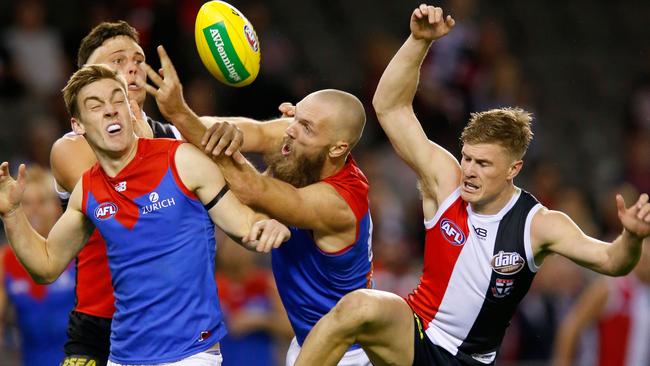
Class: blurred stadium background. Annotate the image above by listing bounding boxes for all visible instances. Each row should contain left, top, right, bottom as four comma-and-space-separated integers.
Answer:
0, 0, 649, 365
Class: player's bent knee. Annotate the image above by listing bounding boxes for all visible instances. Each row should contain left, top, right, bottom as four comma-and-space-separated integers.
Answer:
332, 289, 382, 327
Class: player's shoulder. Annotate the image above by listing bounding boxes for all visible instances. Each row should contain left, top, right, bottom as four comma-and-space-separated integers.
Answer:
51, 133, 91, 154
324, 156, 369, 189
138, 136, 181, 153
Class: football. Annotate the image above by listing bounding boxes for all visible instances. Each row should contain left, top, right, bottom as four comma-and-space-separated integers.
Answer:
194, 1, 260, 87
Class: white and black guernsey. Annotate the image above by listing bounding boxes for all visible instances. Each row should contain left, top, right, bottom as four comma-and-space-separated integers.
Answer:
406, 187, 543, 365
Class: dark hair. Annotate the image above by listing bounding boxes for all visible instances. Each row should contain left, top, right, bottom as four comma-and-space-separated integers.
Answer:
77, 21, 140, 68
62, 64, 127, 117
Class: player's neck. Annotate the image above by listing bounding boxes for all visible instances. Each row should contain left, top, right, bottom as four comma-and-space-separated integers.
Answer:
96, 138, 140, 178
320, 154, 348, 180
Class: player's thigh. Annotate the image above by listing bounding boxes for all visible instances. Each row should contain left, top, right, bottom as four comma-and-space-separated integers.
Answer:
348, 290, 415, 366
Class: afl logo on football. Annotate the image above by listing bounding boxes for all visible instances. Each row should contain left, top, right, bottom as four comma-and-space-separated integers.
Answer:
491, 251, 525, 275
440, 218, 466, 246
149, 192, 159, 203
94, 202, 117, 220
244, 25, 258, 52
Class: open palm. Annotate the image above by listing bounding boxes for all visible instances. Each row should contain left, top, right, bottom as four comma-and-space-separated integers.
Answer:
410, 5, 455, 41
617, 193, 650, 239
0, 162, 26, 216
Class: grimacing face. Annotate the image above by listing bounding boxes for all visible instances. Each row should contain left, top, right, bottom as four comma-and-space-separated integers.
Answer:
460, 142, 521, 212
86, 35, 146, 107
266, 96, 333, 187
72, 78, 135, 157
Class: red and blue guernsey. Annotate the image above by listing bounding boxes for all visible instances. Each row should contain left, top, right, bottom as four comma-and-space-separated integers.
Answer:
2, 246, 75, 366
81, 138, 225, 364
271, 157, 374, 346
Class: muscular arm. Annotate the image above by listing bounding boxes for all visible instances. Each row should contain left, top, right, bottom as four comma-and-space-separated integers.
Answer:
552, 278, 609, 366
143, 44, 288, 155
1, 182, 93, 283
216, 156, 357, 252
50, 135, 97, 192
372, 18, 460, 216
199, 116, 289, 154
533, 208, 643, 276
174, 143, 289, 251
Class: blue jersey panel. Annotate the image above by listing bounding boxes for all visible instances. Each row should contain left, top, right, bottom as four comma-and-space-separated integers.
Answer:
86, 168, 226, 363
272, 211, 373, 345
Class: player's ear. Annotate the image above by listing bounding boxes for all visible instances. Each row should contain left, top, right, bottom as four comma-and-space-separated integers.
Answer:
71, 117, 85, 135
507, 160, 523, 180
329, 141, 349, 159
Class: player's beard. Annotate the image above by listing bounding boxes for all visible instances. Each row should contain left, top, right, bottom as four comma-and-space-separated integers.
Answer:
265, 148, 327, 188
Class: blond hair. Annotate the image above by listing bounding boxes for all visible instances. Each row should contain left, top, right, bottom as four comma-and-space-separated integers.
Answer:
62, 64, 127, 118
461, 107, 533, 159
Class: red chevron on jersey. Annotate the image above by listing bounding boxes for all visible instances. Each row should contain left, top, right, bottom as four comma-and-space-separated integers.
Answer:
82, 138, 190, 230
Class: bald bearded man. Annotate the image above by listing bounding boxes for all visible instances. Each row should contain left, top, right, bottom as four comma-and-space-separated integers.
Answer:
141, 46, 374, 366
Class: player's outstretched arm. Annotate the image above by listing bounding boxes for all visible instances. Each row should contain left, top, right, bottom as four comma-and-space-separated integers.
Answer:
143, 45, 288, 156
533, 193, 650, 276
214, 154, 357, 252
199, 116, 290, 155
552, 278, 609, 366
372, 5, 459, 206
199, 102, 297, 155
0, 163, 93, 283
174, 143, 290, 252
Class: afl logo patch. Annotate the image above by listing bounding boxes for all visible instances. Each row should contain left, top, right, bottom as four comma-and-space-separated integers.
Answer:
491, 251, 525, 275
440, 218, 466, 246
149, 192, 159, 203
94, 202, 117, 220
244, 25, 258, 52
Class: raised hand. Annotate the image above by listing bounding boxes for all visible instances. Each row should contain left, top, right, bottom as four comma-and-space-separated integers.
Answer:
141, 45, 191, 121
410, 4, 455, 41
617, 193, 650, 239
129, 99, 153, 138
278, 102, 295, 118
243, 219, 291, 253
0, 162, 26, 217
201, 121, 244, 157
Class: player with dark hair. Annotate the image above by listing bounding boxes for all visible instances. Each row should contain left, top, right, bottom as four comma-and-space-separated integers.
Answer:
50, 21, 180, 365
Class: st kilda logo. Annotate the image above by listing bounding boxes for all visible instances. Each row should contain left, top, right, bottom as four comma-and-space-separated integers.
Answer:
440, 218, 466, 246
491, 251, 525, 275
94, 202, 117, 220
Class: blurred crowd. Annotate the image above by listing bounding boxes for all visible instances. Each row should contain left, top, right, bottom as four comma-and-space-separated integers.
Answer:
0, 0, 649, 365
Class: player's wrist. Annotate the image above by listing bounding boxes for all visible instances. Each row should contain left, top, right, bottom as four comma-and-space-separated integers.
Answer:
622, 228, 643, 242
167, 103, 196, 124
1, 205, 22, 220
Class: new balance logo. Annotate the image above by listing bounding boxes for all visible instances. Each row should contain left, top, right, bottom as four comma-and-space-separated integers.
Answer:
473, 225, 488, 239
114, 181, 127, 192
